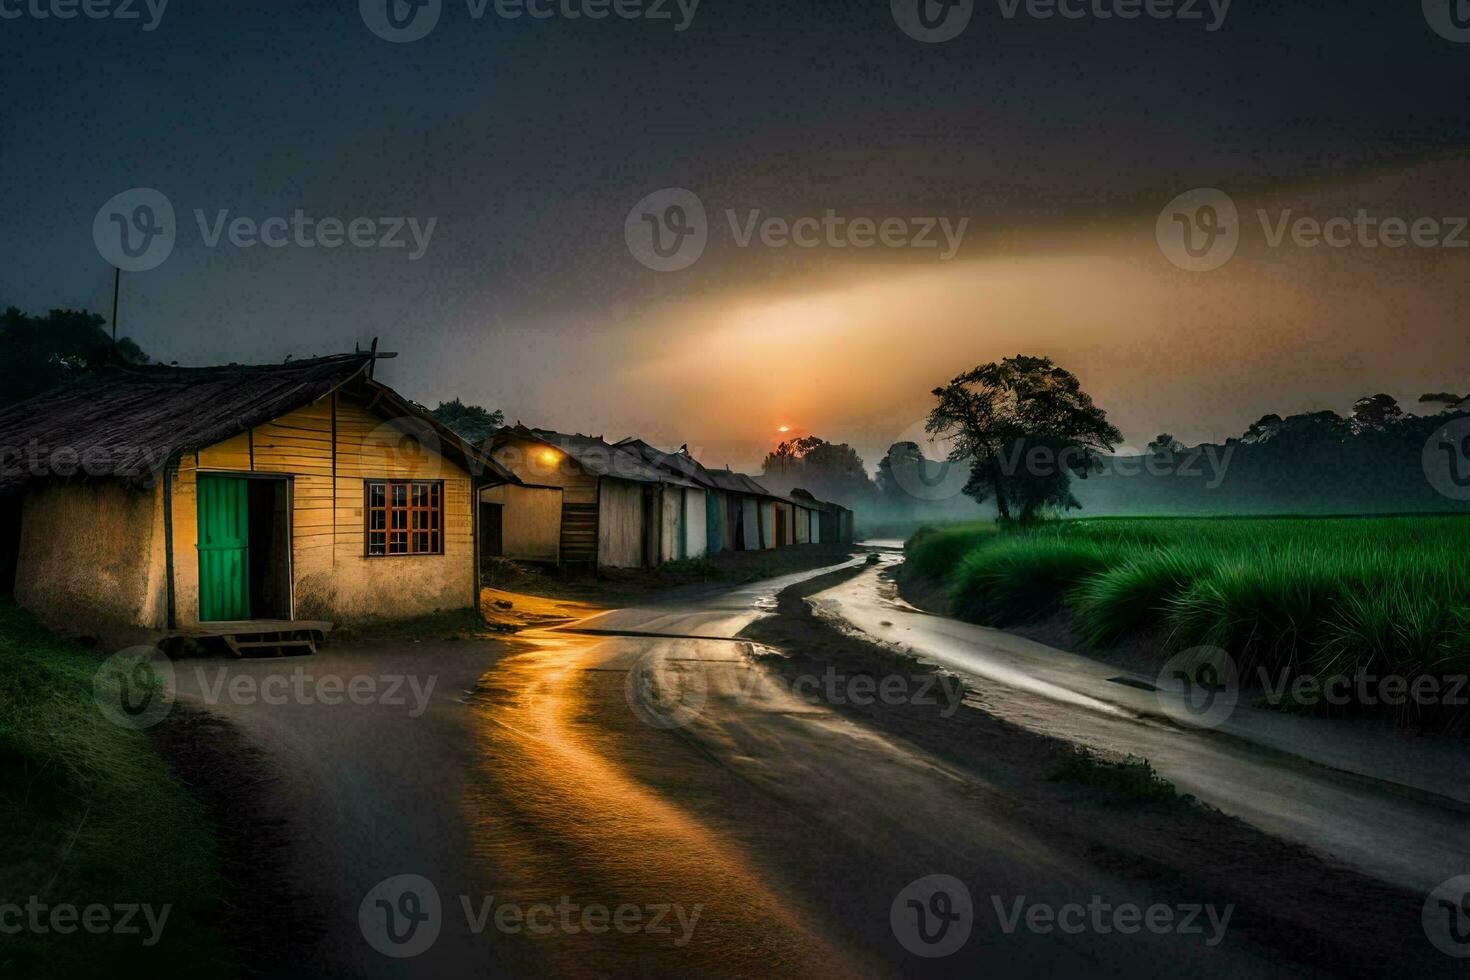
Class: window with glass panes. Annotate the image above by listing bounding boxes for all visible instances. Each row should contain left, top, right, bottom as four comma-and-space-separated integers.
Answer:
365, 480, 443, 556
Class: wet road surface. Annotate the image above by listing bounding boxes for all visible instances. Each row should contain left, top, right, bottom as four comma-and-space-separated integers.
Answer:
817, 560, 1470, 892
172, 559, 1413, 976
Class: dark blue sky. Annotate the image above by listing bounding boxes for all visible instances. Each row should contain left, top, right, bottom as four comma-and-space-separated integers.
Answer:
3, 0, 1468, 462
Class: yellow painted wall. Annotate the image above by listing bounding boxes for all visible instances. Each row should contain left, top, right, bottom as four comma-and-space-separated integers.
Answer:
491, 437, 598, 504
15, 481, 168, 633
481, 484, 562, 561
172, 393, 476, 627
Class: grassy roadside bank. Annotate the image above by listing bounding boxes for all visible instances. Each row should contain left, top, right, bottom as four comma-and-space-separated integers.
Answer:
735, 566, 1442, 976
904, 517, 1470, 730
0, 601, 234, 977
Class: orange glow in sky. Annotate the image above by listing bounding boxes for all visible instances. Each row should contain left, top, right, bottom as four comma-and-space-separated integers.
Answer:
424, 158, 1470, 473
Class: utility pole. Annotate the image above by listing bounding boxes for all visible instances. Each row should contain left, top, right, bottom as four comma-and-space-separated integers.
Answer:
110, 267, 120, 342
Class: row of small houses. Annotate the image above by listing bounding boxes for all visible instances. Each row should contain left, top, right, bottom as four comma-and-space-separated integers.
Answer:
482, 426, 853, 568
0, 351, 853, 642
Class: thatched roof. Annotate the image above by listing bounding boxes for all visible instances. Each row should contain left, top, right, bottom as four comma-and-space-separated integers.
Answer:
0, 353, 517, 490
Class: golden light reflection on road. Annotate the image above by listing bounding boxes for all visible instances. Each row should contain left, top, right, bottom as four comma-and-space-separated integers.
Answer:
463, 629, 858, 977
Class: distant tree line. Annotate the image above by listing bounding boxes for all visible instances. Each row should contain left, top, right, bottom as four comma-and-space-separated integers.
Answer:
867, 355, 1470, 522
759, 435, 877, 503
1090, 391, 1470, 515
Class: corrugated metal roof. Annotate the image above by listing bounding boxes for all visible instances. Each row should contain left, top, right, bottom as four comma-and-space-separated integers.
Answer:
613, 438, 723, 489
498, 427, 699, 488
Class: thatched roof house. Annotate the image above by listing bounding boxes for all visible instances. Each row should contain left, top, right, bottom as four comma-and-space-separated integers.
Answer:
0, 352, 516, 639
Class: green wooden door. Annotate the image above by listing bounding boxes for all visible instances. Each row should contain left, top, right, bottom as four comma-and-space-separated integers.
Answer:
197, 476, 251, 621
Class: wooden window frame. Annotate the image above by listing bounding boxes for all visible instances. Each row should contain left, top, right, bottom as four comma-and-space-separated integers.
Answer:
364, 479, 444, 557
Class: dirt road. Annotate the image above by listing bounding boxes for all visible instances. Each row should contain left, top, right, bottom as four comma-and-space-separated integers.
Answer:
171, 559, 1455, 976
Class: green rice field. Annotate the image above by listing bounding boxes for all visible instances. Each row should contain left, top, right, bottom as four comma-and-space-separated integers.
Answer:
906, 516, 1470, 725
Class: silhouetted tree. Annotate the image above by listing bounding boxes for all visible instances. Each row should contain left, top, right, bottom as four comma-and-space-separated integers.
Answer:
1148, 433, 1185, 455
876, 441, 927, 504
0, 307, 148, 408
1351, 393, 1404, 432
1242, 413, 1284, 444
1420, 392, 1470, 414
761, 435, 874, 503
926, 355, 1121, 522
431, 399, 504, 443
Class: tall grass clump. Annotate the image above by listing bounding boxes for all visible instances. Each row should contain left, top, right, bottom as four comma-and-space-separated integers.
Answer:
906, 515, 1470, 728
1070, 547, 1214, 647
904, 523, 996, 582
948, 532, 1110, 625
1162, 546, 1353, 679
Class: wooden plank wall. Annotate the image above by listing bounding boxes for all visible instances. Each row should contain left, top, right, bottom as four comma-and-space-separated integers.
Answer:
172, 393, 475, 627
683, 487, 707, 560
597, 478, 645, 567
794, 506, 811, 544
